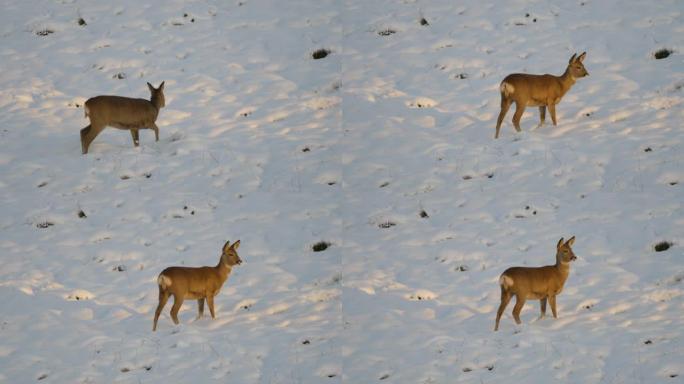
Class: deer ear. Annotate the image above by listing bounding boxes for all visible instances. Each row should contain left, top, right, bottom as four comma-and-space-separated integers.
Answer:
557, 237, 565, 249
222, 241, 231, 253
147, 82, 154, 92
569, 53, 577, 64
231, 240, 240, 251
159, 81, 165, 90
566, 236, 576, 247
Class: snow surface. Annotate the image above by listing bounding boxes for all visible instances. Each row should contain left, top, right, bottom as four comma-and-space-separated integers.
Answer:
0, 0, 683, 383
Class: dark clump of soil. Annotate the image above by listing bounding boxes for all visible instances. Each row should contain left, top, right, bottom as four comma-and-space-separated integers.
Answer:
420, 17, 429, 26
654, 241, 672, 252
36, 222, 54, 229
78, 17, 87, 26
313, 241, 331, 252
378, 221, 396, 229
36, 29, 54, 36
654, 48, 673, 60
78, 210, 87, 218
312, 49, 331, 60
378, 29, 396, 36
419, 210, 429, 218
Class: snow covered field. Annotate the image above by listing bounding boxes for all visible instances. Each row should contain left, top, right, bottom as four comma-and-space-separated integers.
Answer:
0, 0, 682, 383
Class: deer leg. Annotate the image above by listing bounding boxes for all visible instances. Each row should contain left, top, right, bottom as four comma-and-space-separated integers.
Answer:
196, 298, 205, 320
169, 294, 185, 325
495, 287, 513, 331
536, 106, 546, 129
512, 295, 527, 324
153, 289, 170, 331
207, 296, 216, 319
549, 295, 558, 318
130, 129, 140, 147
81, 123, 104, 154
512, 102, 525, 133
495, 97, 512, 139
151, 123, 159, 141
539, 298, 547, 319
549, 104, 558, 126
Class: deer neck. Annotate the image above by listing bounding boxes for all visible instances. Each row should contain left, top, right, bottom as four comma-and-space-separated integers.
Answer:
215, 260, 232, 281
558, 67, 577, 95
554, 259, 571, 281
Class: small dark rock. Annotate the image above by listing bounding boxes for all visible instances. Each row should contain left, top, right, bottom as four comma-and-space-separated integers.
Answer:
525, 13, 530, 17
144, 366, 152, 371
120, 175, 130, 180
644, 147, 652, 152
78, 18, 87, 26
37, 374, 48, 381
419, 210, 429, 218
380, 374, 390, 380
114, 265, 127, 272
420, 18, 429, 26
313, 241, 331, 252
533, 18, 537, 22
463, 367, 472, 373
654, 49, 672, 60
78, 210, 87, 218
458, 265, 469, 272
302, 339, 311, 345
654, 241, 672, 252
302, 147, 311, 152
312, 49, 330, 60
113, 72, 126, 80
37, 181, 48, 188
379, 182, 390, 188
644, 340, 652, 345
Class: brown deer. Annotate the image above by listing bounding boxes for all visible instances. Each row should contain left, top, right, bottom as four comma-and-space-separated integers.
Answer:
80, 81, 165, 154
153, 240, 242, 331
494, 236, 577, 331
495, 52, 589, 139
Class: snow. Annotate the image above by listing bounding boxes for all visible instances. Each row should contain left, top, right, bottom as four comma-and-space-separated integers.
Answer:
0, 0, 682, 383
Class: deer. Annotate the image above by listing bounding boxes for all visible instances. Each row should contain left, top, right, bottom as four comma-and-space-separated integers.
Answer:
495, 52, 589, 139
153, 240, 242, 331
80, 81, 165, 154
494, 236, 577, 331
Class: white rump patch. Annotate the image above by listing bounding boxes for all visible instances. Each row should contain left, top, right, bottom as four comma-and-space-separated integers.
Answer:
499, 274, 514, 288
158, 274, 172, 289
500, 82, 515, 97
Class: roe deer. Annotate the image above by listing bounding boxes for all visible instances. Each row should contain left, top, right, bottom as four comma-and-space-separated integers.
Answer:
80, 81, 165, 154
494, 236, 577, 331
153, 240, 242, 331
495, 52, 588, 139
